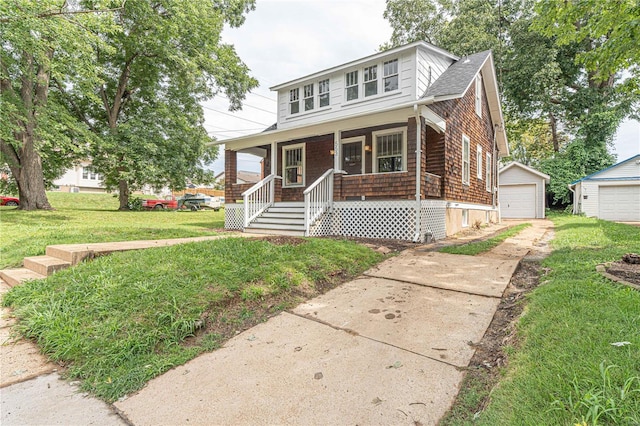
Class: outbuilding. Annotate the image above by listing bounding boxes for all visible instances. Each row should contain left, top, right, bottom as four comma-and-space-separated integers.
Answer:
498, 161, 550, 219
569, 154, 640, 222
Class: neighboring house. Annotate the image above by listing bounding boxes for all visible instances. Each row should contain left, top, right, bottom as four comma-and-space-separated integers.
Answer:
53, 161, 106, 193
499, 162, 550, 219
219, 41, 509, 241
569, 154, 640, 222
214, 170, 261, 185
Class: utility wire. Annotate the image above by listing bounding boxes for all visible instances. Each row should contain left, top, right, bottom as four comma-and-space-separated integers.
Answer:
201, 105, 271, 127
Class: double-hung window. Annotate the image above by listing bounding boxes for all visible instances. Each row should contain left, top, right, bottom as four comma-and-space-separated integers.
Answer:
374, 129, 405, 173
486, 153, 492, 192
303, 84, 314, 111
363, 65, 377, 97
345, 71, 358, 101
289, 88, 299, 115
283, 144, 304, 187
475, 75, 482, 117
477, 145, 483, 180
462, 135, 470, 185
318, 79, 330, 107
383, 59, 399, 92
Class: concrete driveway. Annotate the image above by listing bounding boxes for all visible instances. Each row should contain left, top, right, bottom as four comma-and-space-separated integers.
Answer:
115, 220, 552, 425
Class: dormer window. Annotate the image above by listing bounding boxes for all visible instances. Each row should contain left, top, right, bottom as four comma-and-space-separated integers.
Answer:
319, 79, 330, 107
345, 71, 359, 101
303, 84, 314, 111
364, 65, 378, 97
289, 88, 299, 114
383, 59, 399, 92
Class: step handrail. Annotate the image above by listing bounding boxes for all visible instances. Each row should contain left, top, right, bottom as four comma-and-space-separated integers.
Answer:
303, 168, 334, 235
242, 174, 280, 228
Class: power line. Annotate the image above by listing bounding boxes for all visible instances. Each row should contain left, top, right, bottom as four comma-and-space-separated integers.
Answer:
201, 105, 271, 127
216, 93, 276, 115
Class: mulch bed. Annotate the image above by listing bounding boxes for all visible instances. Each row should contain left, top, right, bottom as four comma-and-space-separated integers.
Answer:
605, 253, 640, 286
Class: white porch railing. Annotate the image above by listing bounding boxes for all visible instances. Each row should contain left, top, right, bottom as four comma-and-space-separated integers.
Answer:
242, 174, 279, 228
303, 168, 334, 236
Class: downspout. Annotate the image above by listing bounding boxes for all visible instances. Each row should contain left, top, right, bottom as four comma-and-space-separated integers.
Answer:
492, 126, 499, 223
413, 104, 422, 242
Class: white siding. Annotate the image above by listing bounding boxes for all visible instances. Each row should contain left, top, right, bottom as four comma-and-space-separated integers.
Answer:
499, 165, 547, 218
594, 158, 640, 179
416, 46, 454, 98
275, 51, 417, 130
578, 180, 640, 219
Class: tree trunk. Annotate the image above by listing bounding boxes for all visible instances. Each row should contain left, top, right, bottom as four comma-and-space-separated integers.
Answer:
549, 112, 559, 152
4, 135, 53, 211
118, 179, 129, 210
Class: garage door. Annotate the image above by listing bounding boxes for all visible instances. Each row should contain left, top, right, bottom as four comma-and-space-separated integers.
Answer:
598, 185, 640, 221
500, 184, 536, 218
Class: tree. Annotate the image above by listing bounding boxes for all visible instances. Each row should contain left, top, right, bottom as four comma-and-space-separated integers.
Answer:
382, 0, 639, 204
0, 1, 115, 210
58, 0, 259, 210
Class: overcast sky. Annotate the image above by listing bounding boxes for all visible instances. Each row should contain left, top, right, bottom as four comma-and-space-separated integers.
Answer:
204, 0, 640, 174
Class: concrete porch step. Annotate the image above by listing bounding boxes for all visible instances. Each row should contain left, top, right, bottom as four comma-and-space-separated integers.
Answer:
255, 216, 305, 226
23, 256, 71, 277
0, 268, 46, 287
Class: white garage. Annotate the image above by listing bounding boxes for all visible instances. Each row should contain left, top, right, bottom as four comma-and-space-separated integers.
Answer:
499, 162, 550, 219
570, 155, 640, 222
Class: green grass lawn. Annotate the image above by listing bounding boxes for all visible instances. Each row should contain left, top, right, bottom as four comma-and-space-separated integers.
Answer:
0, 192, 224, 269
3, 237, 383, 402
438, 223, 532, 255
455, 215, 640, 425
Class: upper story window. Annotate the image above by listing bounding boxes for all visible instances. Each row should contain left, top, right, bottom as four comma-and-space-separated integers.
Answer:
477, 145, 483, 180
462, 134, 470, 185
289, 88, 300, 114
303, 84, 314, 111
363, 65, 378, 97
319, 79, 330, 107
344, 57, 400, 103
345, 71, 359, 101
475, 75, 482, 117
82, 166, 100, 180
383, 59, 399, 92
373, 128, 406, 173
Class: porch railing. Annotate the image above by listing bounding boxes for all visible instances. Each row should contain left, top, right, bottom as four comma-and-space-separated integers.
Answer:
242, 173, 279, 228
303, 168, 334, 236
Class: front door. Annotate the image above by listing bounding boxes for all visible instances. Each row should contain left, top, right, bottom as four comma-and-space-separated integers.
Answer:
341, 139, 364, 175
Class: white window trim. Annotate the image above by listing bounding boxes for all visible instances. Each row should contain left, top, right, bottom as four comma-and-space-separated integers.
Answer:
372, 127, 407, 173
343, 57, 401, 104
462, 209, 469, 227
477, 145, 483, 180
289, 88, 299, 115
340, 136, 366, 175
345, 70, 359, 102
303, 83, 314, 112
318, 79, 330, 108
383, 58, 399, 93
282, 143, 305, 188
475, 75, 482, 117
486, 152, 492, 192
462, 134, 471, 185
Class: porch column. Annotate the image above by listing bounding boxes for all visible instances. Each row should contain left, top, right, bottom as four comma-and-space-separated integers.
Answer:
271, 141, 277, 176
225, 149, 237, 203
333, 130, 340, 170
414, 113, 422, 241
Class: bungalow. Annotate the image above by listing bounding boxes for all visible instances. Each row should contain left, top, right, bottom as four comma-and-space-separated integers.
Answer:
219, 41, 509, 241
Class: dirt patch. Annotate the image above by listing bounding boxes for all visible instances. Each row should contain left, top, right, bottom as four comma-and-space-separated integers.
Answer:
605, 256, 640, 286
323, 236, 417, 253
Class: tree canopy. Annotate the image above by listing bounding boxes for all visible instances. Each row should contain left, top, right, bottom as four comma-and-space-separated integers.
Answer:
1, 0, 258, 210
383, 0, 640, 204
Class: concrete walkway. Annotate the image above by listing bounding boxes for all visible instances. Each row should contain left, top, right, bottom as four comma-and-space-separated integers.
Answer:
1, 220, 553, 425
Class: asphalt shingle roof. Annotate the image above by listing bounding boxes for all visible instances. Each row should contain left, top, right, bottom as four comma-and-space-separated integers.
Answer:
424, 50, 491, 99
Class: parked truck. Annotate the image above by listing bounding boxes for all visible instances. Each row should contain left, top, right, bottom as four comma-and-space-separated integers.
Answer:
142, 197, 178, 210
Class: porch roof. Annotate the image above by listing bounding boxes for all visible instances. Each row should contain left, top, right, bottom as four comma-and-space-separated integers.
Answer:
215, 101, 446, 152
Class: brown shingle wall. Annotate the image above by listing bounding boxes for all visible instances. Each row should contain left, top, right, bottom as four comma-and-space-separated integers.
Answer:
224, 150, 237, 202
429, 79, 495, 205
279, 134, 334, 201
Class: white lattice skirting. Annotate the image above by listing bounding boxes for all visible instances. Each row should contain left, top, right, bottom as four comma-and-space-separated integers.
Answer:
225, 200, 447, 242
224, 204, 245, 230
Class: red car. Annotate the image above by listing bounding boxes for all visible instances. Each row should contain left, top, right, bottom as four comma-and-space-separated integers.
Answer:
0, 196, 19, 206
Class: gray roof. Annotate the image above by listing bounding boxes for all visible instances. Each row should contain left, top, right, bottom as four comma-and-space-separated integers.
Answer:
424, 50, 491, 98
